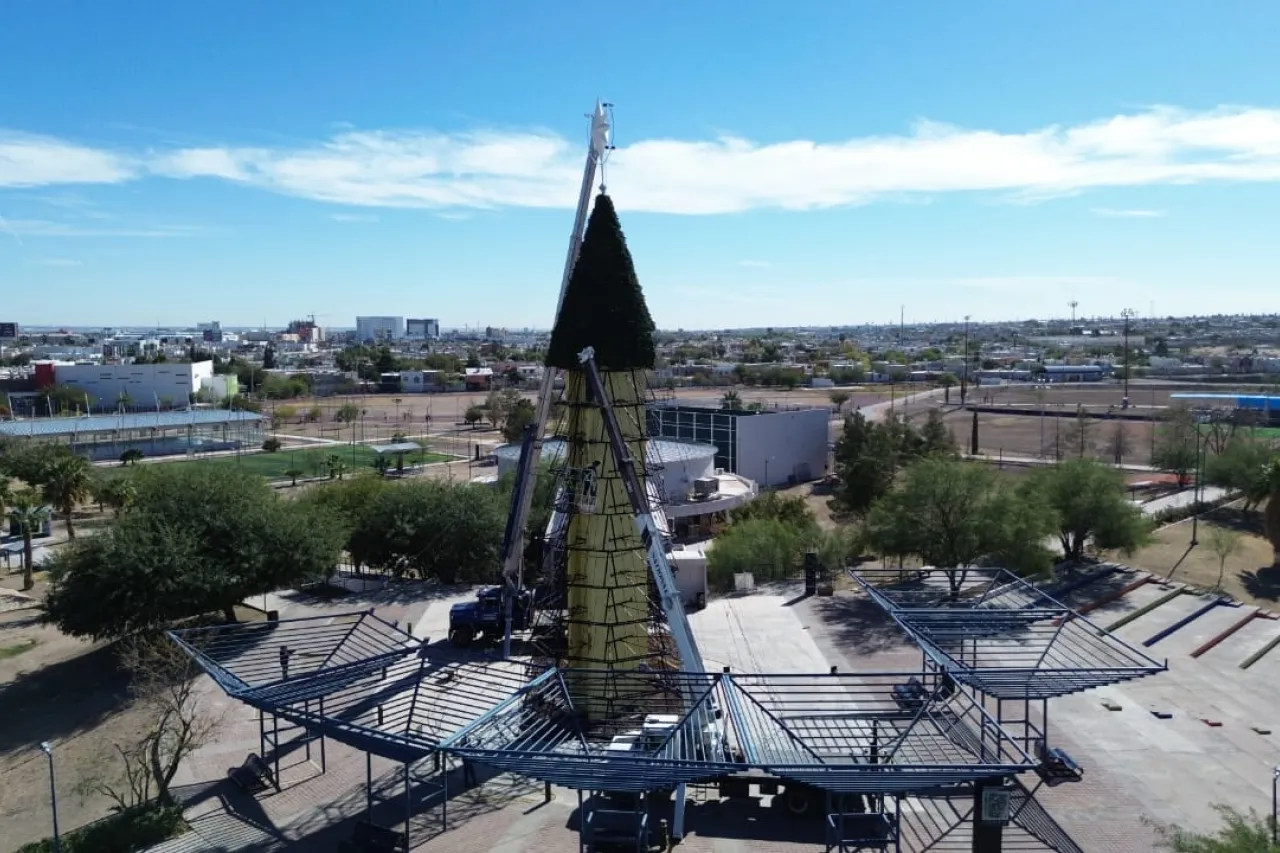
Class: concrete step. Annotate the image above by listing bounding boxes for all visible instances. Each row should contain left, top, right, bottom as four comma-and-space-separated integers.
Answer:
1110, 591, 1206, 645
1202, 614, 1280, 669
1141, 600, 1251, 659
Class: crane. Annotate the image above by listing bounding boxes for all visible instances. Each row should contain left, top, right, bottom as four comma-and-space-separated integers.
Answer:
501, 101, 613, 659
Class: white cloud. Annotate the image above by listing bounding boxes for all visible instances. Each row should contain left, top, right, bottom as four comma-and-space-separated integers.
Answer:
27, 257, 82, 267
0, 132, 135, 187
6, 105, 1280, 214
5, 219, 201, 238
1091, 207, 1168, 218
329, 212, 379, 223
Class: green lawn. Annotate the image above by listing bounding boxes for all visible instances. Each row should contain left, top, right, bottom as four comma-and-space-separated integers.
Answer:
137, 444, 453, 481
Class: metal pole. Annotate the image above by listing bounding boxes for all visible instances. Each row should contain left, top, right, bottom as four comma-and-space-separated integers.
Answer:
1272, 766, 1278, 845
40, 742, 60, 853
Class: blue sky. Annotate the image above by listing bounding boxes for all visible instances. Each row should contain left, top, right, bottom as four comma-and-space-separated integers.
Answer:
3, 1, 1280, 330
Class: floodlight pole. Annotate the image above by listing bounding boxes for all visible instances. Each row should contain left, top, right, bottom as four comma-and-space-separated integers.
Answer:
40, 741, 61, 853
1121, 308, 1134, 407
1273, 766, 1279, 844
500, 101, 612, 657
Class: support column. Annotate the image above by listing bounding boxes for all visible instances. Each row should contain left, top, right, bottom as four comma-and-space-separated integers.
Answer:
972, 780, 1007, 853
673, 783, 687, 839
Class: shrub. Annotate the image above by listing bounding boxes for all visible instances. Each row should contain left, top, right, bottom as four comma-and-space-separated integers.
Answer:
261, 437, 283, 453
17, 804, 187, 853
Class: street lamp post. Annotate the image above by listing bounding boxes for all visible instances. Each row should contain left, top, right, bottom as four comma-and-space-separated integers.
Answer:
962, 316, 971, 406
1190, 421, 1207, 547
1121, 309, 1134, 407
40, 741, 61, 853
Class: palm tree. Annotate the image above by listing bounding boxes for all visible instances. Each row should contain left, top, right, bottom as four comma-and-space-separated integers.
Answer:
1263, 458, 1280, 566
100, 476, 137, 518
8, 490, 50, 591
41, 454, 93, 539
326, 454, 347, 481
120, 448, 144, 467
721, 390, 743, 410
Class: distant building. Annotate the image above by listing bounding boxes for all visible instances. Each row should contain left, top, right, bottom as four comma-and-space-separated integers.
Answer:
647, 402, 830, 488
356, 316, 405, 342
53, 360, 221, 409
197, 321, 224, 343
406, 318, 440, 340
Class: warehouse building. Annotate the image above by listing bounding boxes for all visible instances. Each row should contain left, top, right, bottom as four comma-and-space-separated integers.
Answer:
42, 360, 235, 410
646, 402, 830, 488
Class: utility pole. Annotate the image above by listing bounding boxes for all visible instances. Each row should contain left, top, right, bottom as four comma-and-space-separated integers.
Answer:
1121, 308, 1135, 408
962, 315, 971, 406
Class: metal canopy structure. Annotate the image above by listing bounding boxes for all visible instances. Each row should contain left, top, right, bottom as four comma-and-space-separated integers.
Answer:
171, 613, 1036, 793
850, 567, 1167, 699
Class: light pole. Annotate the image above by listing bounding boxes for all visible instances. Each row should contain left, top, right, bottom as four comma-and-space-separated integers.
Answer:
1272, 765, 1279, 844
1190, 419, 1208, 547
962, 316, 971, 406
40, 741, 61, 853
1121, 308, 1134, 408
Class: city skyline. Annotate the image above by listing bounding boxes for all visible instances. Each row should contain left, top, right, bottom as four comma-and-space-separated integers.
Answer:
3, 1, 1280, 328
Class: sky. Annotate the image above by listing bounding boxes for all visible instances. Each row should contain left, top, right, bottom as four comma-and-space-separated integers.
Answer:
3, 0, 1280, 331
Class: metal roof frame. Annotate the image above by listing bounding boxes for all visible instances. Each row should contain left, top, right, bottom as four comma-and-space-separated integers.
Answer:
0, 409, 265, 438
170, 612, 1037, 792
850, 567, 1167, 699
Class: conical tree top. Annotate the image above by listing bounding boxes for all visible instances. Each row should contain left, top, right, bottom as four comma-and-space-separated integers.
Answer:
546, 193, 656, 371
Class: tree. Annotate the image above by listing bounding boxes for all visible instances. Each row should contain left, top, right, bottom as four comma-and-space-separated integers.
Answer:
706, 517, 807, 590
829, 390, 851, 412
729, 489, 818, 532
1147, 804, 1276, 852
345, 480, 506, 583
44, 465, 344, 637
334, 402, 360, 423
919, 410, 957, 456
544, 193, 656, 372
501, 397, 537, 444
284, 466, 304, 486
832, 412, 930, 515
95, 474, 138, 518
325, 453, 347, 480
40, 453, 92, 538
464, 405, 484, 428
864, 458, 1055, 596
1032, 459, 1152, 562
1106, 421, 1131, 466
1152, 404, 1200, 487
722, 390, 743, 410
1205, 438, 1275, 511
262, 344, 277, 370
1066, 405, 1095, 459
1208, 526, 1243, 590
120, 448, 145, 467
80, 637, 218, 810
1264, 458, 1280, 566
7, 488, 49, 591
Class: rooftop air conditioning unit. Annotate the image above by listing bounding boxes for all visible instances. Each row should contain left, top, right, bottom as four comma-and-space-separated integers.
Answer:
692, 477, 718, 498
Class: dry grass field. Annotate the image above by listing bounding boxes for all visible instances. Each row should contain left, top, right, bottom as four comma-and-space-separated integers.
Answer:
942, 409, 1159, 465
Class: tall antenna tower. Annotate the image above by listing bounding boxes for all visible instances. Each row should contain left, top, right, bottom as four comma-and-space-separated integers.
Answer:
1069, 301, 1078, 323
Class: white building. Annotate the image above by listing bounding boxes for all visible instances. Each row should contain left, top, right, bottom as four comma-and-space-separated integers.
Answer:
647, 402, 830, 488
55, 360, 216, 409
356, 316, 405, 342
406, 318, 440, 340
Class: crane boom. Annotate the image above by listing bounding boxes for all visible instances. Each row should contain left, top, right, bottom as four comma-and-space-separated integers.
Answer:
576, 347, 707, 675
501, 102, 612, 657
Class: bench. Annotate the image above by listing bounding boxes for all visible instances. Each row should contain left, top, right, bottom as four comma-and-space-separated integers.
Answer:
1034, 739, 1084, 785
227, 752, 276, 794
337, 820, 404, 853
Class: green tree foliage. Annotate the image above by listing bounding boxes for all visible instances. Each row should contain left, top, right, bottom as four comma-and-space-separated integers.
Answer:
7, 488, 49, 591
729, 490, 818, 530
864, 458, 1055, 595
464, 405, 484, 428
1152, 404, 1201, 486
706, 518, 807, 590
0, 440, 69, 486
501, 398, 536, 444
44, 466, 343, 638
1148, 804, 1277, 852
93, 472, 138, 518
919, 410, 957, 456
833, 412, 932, 515
546, 193, 656, 371
346, 480, 506, 583
1205, 438, 1275, 511
1031, 459, 1152, 561
1265, 459, 1280, 566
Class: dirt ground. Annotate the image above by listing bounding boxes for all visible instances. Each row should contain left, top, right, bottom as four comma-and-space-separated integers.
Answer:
977, 380, 1278, 410
943, 409, 1158, 466
1118, 504, 1280, 607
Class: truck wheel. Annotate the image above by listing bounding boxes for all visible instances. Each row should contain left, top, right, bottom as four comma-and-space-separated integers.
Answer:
782, 786, 814, 817
450, 627, 474, 647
